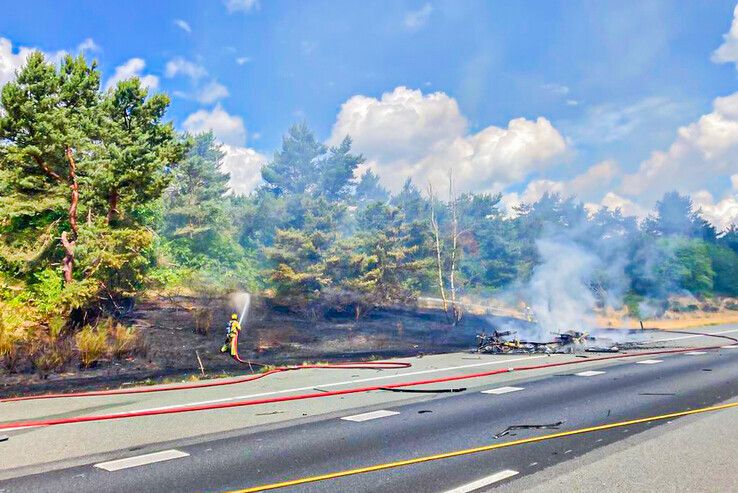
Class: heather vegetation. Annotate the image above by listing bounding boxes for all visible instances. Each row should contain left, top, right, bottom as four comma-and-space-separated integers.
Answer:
2, 52, 738, 375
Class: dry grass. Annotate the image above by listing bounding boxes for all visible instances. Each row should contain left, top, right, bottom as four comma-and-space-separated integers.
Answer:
107, 319, 145, 359
598, 311, 738, 330
75, 325, 108, 367
33, 340, 73, 378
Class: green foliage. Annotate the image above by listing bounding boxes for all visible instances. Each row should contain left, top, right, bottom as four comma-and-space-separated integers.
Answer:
623, 292, 643, 318
261, 124, 363, 199
708, 244, 738, 296
355, 169, 389, 205
650, 237, 714, 295
0, 50, 183, 314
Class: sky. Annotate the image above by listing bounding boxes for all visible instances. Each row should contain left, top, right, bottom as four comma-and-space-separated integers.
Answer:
1, 0, 738, 228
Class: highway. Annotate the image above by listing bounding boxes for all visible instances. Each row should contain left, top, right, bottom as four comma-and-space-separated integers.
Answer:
2, 325, 738, 492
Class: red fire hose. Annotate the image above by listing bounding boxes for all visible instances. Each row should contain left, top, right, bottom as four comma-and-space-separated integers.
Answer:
0, 329, 734, 430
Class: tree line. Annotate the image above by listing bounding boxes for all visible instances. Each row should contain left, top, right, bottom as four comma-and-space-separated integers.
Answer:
2, 52, 738, 372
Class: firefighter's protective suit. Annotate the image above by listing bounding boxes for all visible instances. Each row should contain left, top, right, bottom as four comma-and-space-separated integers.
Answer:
221, 314, 241, 356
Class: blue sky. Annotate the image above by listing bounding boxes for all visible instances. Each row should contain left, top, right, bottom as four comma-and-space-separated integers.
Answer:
2, 0, 738, 227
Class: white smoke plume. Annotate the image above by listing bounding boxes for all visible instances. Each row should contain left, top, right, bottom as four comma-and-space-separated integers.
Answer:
526, 238, 600, 339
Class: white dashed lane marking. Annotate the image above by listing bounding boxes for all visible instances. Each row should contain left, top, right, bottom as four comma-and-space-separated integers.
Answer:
636, 359, 663, 364
341, 410, 400, 422
94, 449, 189, 471
443, 469, 519, 492
481, 386, 524, 395
685, 351, 707, 355
575, 370, 605, 377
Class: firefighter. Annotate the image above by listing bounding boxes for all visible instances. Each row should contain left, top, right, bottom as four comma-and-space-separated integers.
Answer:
221, 313, 241, 355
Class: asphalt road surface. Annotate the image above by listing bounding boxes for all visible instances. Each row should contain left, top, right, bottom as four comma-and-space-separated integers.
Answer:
2, 325, 738, 492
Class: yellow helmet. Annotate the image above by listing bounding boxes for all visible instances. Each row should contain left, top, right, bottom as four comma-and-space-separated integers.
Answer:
231, 313, 238, 320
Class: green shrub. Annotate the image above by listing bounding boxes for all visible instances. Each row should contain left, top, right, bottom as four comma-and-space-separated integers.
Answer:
623, 292, 643, 318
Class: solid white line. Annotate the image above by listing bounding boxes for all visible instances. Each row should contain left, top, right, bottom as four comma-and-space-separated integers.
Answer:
481, 386, 524, 395
94, 449, 189, 471
444, 469, 519, 492
636, 359, 663, 365
651, 328, 738, 343
101, 355, 550, 415
341, 410, 400, 422
722, 345, 738, 349
684, 351, 707, 355
575, 370, 605, 377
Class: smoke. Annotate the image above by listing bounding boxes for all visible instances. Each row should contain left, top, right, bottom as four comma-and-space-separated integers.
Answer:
525, 238, 600, 339
495, 209, 636, 342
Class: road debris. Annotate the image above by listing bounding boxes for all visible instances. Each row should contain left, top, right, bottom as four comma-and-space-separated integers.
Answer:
476, 328, 621, 355
379, 387, 466, 393
493, 421, 564, 439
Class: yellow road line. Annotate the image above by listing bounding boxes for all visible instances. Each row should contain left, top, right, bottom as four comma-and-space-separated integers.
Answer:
231, 400, 738, 493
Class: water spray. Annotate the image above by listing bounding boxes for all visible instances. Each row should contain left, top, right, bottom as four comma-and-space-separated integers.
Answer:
238, 293, 251, 325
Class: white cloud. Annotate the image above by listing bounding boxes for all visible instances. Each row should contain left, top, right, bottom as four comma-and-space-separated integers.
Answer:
0, 37, 66, 88
183, 105, 264, 195
404, 3, 433, 31
599, 192, 649, 218
196, 80, 230, 104
105, 58, 159, 91
183, 104, 246, 146
164, 57, 206, 79
236, 56, 251, 65
221, 144, 266, 195
542, 83, 570, 96
568, 97, 681, 145
330, 86, 566, 194
76, 38, 100, 53
692, 190, 738, 231
500, 160, 620, 212
174, 19, 192, 34
165, 57, 228, 104
224, 0, 259, 13
712, 5, 738, 69
331, 86, 466, 162
732, 174, 738, 191
621, 91, 738, 199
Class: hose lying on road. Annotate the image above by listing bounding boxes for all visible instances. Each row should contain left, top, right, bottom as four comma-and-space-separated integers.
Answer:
4, 327, 733, 404
0, 361, 411, 403
1, 333, 735, 431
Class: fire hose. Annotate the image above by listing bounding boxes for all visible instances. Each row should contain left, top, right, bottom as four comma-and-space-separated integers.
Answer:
0, 328, 735, 430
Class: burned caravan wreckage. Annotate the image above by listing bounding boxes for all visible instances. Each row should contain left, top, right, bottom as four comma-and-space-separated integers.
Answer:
476, 329, 622, 354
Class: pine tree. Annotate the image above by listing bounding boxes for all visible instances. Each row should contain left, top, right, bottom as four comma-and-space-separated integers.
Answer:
354, 169, 389, 205
0, 53, 100, 283
94, 78, 186, 226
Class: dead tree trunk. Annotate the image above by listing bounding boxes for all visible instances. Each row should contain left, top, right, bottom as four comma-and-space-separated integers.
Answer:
427, 183, 448, 315
448, 171, 462, 325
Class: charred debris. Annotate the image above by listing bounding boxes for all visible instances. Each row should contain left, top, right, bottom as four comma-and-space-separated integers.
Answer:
475, 328, 637, 355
